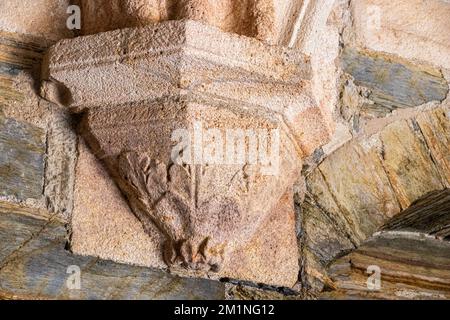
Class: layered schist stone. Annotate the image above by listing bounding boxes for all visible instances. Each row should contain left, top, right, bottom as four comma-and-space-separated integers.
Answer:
324, 189, 450, 299
341, 48, 448, 117
0, 0, 72, 42
0, 203, 225, 300
325, 232, 450, 300
43, 20, 331, 287
0, 113, 45, 201
381, 189, 450, 240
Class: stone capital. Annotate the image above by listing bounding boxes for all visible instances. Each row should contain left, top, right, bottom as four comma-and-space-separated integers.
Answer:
42, 19, 331, 284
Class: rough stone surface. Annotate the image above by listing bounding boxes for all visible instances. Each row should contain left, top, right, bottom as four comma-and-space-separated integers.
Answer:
301, 106, 450, 293
0, 0, 449, 300
315, 140, 400, 238
0, 204, 50, 264
293, 0, 341, 134
380, 119, 446, 209
351, 0, 450, 69
0, 0, 72, 42
0, 113, 45, 201
0, 31, 47, 107
71, 140, 166, 269
416, 107, 450, 187
43, 19, 328, 286
325, 232, 450, 300
221, 189, 299, 287
341, 48, 448, 116
72, 140, 300, 287
0, 206, 225, 300
296, 1, 450, 294
75, 0, 306, 46
43, 111, 78, 218
382, 189, 450, 240
0, 30, 78, 219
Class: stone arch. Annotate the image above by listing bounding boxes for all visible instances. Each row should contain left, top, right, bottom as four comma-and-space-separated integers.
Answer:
299, 105, 450, 295
324, 189, 450, 299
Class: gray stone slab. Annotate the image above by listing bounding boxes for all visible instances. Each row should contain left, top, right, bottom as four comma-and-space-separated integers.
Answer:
0, 115, 45, 200
0, 210, 225, 300
342, 48, 448, 116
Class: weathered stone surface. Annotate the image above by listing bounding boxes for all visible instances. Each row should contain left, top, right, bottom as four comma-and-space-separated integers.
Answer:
0, 200, 53, 220
300, 170, 355, 293
305, 168, 358, 246
0, 208, 225, 300
76, 95, 300, 278
221, 189, 299, 287
0, 31, 47, 106
72, 140, 299, 287
303, 140, 400, 245
44, 20, 312, 112
71, 140, 165, 268
341, 48, 448, 116
351, 0, 450, 69
382, 189, 450, 240
0, 0, 72, 42
316, 141, 400, 238
300, 247, 334, 294
380, 119, 445, 209
43, 19, 329, 285
75, 0, 306, 45
0, 0, 448, 301
0, 210, 49, 264
43, 20, 327, 154
325, 233, 450, 300
225, 283, 303, 300
301, 139, 399, 293
43, 111, 78, 218
0, 113, 45, 200
301, 197, 356, 269
416, 107, 450, 187
299, 200, 354, 294
292, 0, 341, 135
301, 106, 450, 293
0, 30, 78, 219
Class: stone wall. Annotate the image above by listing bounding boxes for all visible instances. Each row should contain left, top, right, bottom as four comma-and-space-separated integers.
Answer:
0, 0, 449, 300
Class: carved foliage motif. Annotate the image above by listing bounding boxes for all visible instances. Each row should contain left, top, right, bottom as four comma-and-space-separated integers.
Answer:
116, 151, 243, 272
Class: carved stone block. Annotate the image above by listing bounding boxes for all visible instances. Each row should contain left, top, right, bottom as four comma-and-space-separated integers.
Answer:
75, 0, 303, 45
43, 20, 331, 286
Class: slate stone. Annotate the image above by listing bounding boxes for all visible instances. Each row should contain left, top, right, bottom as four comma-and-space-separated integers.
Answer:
380, 119, 445, 209
0, 114, 45, 200
0, 210, 48, 264
416, 107, 450, 186
0, 208, 225, 300
325, 233, 450, 300
382, 188, 450, 239
0, 31, 46, 105
316, 142, 400, 238
342, 48, 449, 116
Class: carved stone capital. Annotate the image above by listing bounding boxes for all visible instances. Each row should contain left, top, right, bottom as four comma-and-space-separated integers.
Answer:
43, 20, 331, 277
